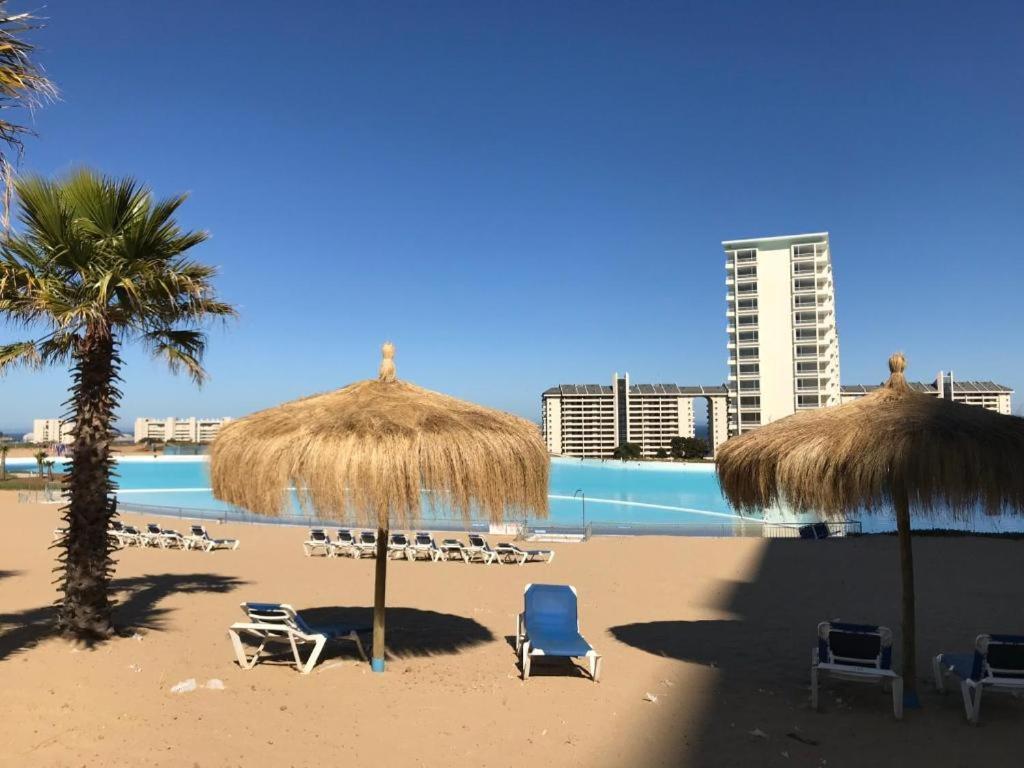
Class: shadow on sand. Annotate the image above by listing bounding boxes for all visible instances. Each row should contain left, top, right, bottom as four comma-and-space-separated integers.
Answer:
608, 537, 1024, 767
0, 571, 244, 662
299, 606, 495, 660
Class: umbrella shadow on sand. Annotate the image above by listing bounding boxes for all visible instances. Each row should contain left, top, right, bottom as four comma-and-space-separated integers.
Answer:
300, 606, 495, 660
0, 571, 245, 662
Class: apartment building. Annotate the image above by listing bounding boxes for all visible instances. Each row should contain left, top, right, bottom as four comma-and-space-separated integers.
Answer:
724, 232, 841, 435
133, 417, 231, 444
842, 372, 1012, 414
30, 418, 75, 445
542, 373, 728, 458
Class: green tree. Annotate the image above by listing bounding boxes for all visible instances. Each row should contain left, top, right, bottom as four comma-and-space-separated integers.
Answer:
0, 5, 56, 228
612, 442, 643, 461
0, 441, 8, 480
655, 448, 668, 459
0, 170, 235, 640
670, 436, 710, 460
33, 447, 46, 475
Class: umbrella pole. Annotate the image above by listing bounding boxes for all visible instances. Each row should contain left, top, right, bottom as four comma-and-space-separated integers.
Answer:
894, 483, 920, 708
372, 525, 388, 672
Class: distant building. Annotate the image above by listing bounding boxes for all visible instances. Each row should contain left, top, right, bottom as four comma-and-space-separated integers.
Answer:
133, 417, 231, 444
723, 232, 841, 435
842, 372, 1012, 415
542, 373, 728, 459
31, 418, 75, 445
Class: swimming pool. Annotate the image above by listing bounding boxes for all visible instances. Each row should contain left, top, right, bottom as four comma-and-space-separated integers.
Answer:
9, 456, 1021, 534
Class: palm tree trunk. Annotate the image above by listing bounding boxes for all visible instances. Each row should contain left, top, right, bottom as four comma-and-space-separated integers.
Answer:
372, 525, 388, 672
57, 327, 120, 640
894, 481, 920, 708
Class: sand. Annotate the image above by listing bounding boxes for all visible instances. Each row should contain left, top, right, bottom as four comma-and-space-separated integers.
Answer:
1, 492, 1022, 768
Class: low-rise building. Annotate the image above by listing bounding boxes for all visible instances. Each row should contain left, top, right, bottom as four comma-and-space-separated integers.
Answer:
542, 373, 728, 459
133, 417, 231, 444
841, 372, 1012, 414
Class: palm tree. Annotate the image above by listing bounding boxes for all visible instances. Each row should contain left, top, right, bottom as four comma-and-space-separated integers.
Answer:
0, 442, 8, 480
0, 4, 57, 227
33, 447, 46, 475
0, 169, 235, 640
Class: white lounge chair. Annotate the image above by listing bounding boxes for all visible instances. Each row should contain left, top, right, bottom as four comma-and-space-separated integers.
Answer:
187, 524, 240, 552
811, 621, 903, 719
228, 602, 369, 674
354, 530, 378, 558
329, 529, 357, 558
388, 532, 411, 560
118, 524, 145, 547
465, 534, 498, 564
440, 538, 471, 563
933, 634, 1024, 723
408, 532, 443, 562
303, 528, 332, 557
495, 542, 555, 565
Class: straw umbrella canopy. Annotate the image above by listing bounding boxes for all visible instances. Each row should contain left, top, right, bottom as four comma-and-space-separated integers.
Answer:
210, 343, 549, 671
716, 353, 1024, 705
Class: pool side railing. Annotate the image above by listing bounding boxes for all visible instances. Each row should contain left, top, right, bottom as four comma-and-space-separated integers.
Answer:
113, 500, 861, 538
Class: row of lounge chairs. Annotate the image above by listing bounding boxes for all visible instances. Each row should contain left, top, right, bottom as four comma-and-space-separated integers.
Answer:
228, 583, 600, 680
813, 620, 1024, 723
107, 521, 239, 551
303, 529, 554, 565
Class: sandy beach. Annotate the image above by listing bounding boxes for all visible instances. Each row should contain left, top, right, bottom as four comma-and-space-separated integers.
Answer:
1, 492, 1022, 768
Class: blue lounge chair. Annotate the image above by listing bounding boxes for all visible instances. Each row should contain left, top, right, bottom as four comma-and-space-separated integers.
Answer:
811, 621, 903, 719
515, 584, 601, 682
933, 634, 1024, 723
228, 602, 369, 674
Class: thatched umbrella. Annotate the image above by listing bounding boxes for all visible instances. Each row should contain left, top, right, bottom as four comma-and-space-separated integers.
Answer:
716, 353, 1024, 705
210, 343, 549, 671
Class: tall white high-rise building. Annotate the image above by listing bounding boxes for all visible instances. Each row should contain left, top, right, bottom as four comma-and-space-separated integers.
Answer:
723, 232, 840, 435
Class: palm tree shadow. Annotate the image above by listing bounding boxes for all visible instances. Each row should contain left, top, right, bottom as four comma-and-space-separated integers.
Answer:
0, 572, 245, 663
300, 606, 495, 659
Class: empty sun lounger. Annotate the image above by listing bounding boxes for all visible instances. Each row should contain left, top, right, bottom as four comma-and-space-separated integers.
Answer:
119, 524, 144, 547
933, 634, 1024, 723
188, 524, 240, 552
354, 530, 378, 558
142, 523, 186, 549
811, 621, 903, 719
388, 532, 411, 560
516, 584, 601, 682
228, 602, 369, 674
440, 538, 471, 563
408, 532, 443, 562
495, 542, 555, 565
303, 528, 332, 557
329, 529, 357, 558
466, 534, 498, 564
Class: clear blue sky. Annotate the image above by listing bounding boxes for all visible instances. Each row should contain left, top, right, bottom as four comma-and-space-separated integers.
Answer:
1, 0, 1022, 433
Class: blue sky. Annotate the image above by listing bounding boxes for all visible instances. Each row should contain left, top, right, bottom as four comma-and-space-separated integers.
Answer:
1, 0, 1022, 433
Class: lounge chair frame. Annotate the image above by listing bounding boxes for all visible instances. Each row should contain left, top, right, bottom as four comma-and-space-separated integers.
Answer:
228, 603, 368, 674
303, 529, 332, 557
516, 584, 601, 682
811, 621, 903, 720
933, 634, 1024, 724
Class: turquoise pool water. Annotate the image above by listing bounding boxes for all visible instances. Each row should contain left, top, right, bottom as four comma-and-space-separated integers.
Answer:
10, 456, 1022, 533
